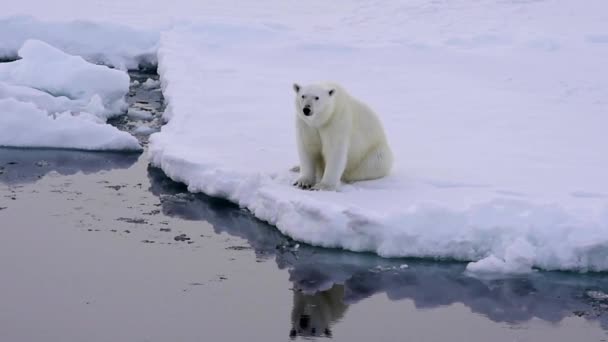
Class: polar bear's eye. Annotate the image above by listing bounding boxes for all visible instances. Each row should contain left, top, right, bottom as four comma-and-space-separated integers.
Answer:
301, 95, 306, 99
315, 96, 319, 100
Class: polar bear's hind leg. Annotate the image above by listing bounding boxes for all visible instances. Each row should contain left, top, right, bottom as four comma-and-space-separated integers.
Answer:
343, 144, 392, 182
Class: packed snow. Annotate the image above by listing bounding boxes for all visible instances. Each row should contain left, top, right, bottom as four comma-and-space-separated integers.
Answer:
2, 0, 608, 272
0, 40, 140, 151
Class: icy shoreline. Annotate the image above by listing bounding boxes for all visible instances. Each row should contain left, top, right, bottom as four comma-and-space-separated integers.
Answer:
2, 1, 608, 273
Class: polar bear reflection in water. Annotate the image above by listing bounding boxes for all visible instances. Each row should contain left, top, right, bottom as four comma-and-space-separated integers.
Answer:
289, 284, 348, 339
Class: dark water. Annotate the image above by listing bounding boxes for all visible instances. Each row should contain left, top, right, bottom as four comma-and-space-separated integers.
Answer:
0, 73, 607, 342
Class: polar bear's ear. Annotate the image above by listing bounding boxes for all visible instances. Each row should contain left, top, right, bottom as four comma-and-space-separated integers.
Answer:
328, 89, 335, 96
293, 83, 301, 93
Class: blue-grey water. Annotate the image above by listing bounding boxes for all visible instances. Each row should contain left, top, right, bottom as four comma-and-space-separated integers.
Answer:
0, 72, 607, 342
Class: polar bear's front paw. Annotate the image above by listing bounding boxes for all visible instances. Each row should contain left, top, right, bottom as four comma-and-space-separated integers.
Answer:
311, 182, 337, 191
293, 177, 315, 190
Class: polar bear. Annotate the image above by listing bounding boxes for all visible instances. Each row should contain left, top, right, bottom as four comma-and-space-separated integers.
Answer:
289, 285, 348, 338
292, 82, 393, 191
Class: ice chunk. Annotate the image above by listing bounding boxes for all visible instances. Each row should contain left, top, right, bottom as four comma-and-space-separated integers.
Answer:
0, 40, 129, 118
586, 291, 608, 301
141, 78, 160, 90
127, 108, 153, 121
0, 98, 141, 151
0, 40, 140, 151
133, 124, 158, 136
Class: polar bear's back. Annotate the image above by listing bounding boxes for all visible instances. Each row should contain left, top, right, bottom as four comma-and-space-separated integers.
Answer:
329, 84, 389, 149
325, 83, 392, 180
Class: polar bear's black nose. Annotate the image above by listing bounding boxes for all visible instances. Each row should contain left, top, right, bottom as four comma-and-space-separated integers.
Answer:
303, 107, 311, 116
299, 315, 310, 329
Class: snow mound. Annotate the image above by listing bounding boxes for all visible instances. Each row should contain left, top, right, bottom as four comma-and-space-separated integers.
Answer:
0, 16, 158, 70
0, 40, 140, 151
150, 13, 608, 274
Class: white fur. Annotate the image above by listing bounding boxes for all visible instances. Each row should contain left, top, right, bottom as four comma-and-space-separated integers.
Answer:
289, 285, 348, 338
292, 82, 393, 191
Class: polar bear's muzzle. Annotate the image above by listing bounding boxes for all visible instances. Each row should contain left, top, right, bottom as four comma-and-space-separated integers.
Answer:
303, 106, 312, 116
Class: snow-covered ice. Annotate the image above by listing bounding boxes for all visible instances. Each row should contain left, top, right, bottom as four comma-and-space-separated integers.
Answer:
2, 0, 608, 272
0, 40, 140, 151
148, 2, 608, 274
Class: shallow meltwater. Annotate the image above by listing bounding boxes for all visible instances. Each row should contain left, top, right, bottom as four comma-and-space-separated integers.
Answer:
0, 73, 607, 342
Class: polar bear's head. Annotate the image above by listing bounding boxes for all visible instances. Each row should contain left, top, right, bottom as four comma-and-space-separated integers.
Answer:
289, 285, 348, 339
293, 83, 336, 127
